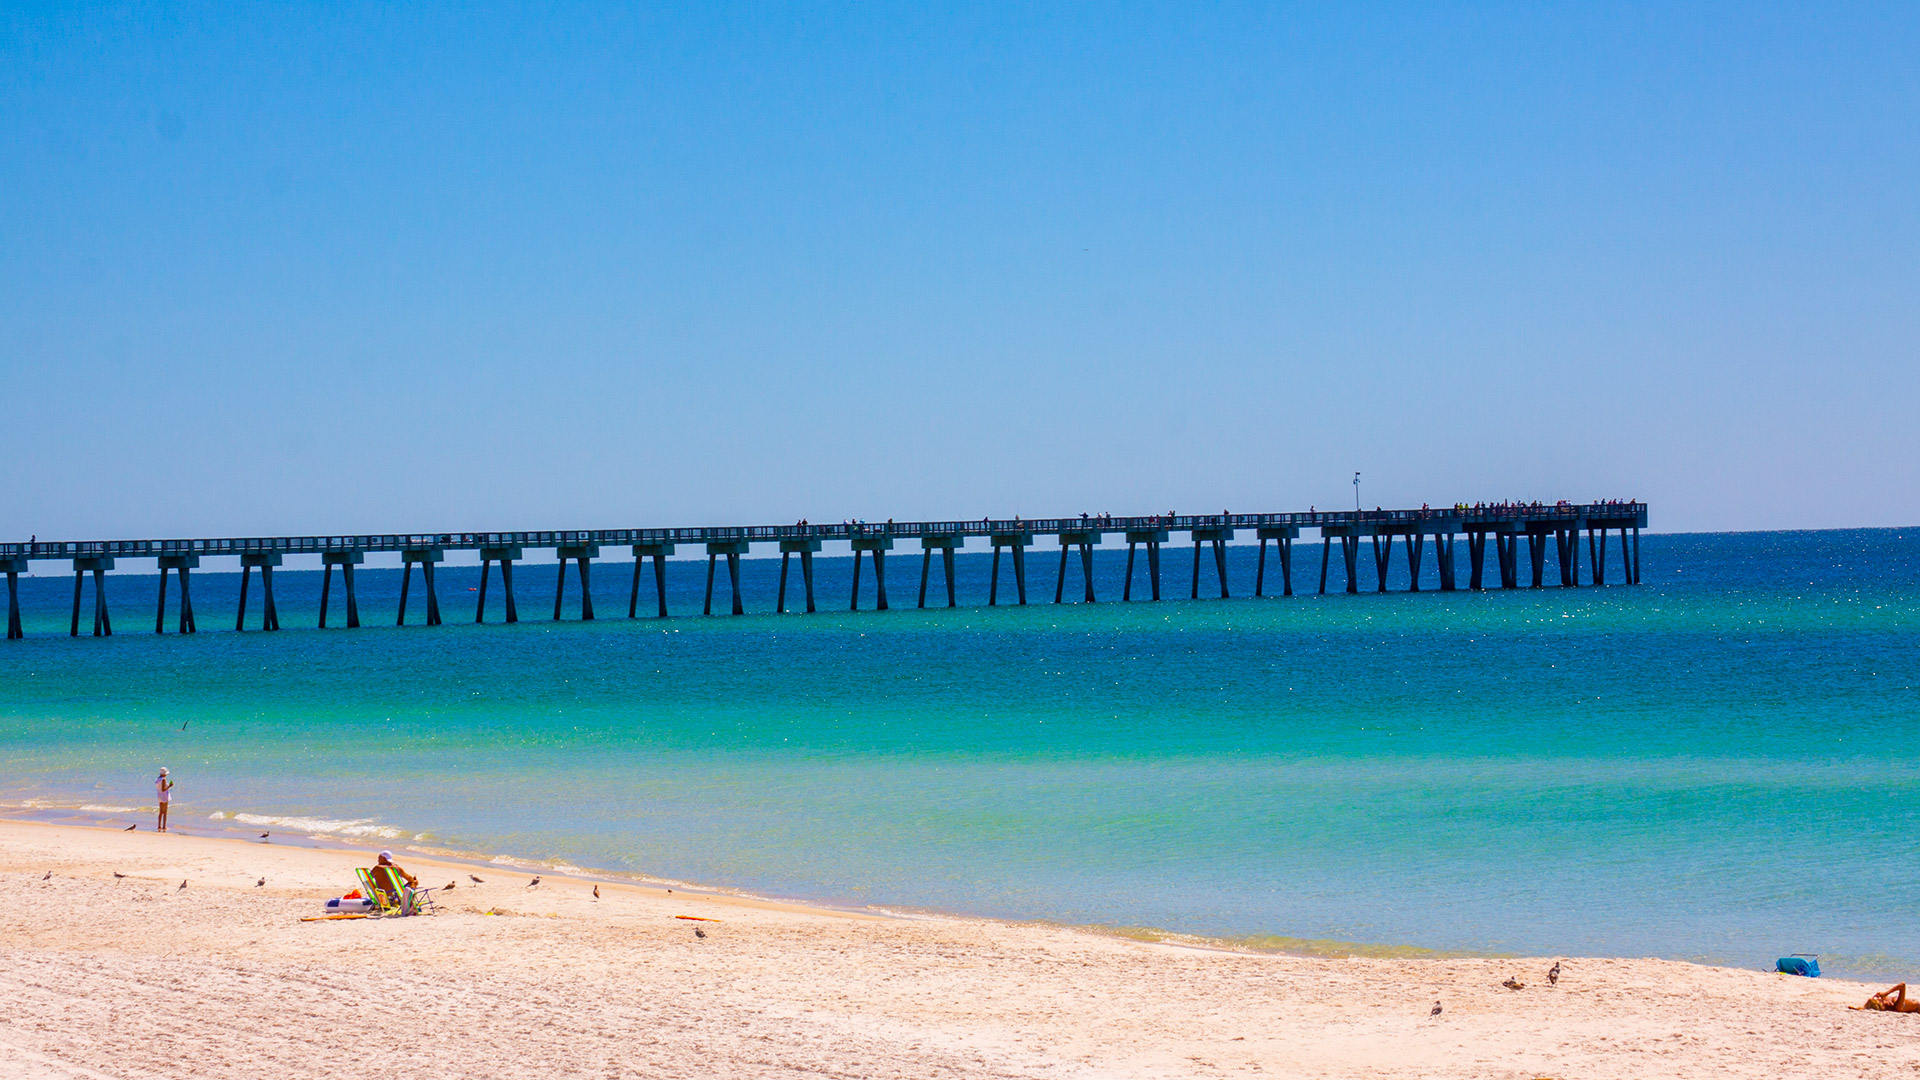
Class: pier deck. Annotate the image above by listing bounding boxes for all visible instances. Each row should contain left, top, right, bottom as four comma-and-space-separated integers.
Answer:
0, 503, 1647, 637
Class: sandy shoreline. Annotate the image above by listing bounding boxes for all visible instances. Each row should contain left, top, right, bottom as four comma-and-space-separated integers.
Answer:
1, 819, 1913, 1078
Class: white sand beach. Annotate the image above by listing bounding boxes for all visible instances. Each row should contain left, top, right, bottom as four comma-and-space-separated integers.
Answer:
0, 819, 1909, 1079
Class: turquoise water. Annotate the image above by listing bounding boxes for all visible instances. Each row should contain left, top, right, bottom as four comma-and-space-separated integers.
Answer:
3, 530, 1918, 977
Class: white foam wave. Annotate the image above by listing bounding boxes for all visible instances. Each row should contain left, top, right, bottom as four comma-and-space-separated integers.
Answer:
79, 804, 142, 813
231, 813, 403, 839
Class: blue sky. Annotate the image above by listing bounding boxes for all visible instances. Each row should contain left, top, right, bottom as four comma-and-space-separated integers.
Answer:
3, 3, 1915, 537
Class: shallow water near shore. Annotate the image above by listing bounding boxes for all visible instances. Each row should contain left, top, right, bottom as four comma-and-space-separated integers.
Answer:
3, 529, 1918, 978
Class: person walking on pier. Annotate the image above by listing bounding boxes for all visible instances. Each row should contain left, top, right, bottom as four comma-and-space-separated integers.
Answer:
155, 767, 173, 832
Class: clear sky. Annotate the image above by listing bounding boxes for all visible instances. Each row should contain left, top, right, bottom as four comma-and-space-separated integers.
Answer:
3, 3, 1915, 538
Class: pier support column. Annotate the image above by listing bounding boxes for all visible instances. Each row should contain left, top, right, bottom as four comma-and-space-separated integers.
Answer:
555, 545, 598, 620
988, 533, 1031, 606
1620, 527, 1633, 585
70, 557, 114, 637
1527, 531, 1548, 588
1468, 531, 1487, 590
1057, 531, 1100, 603
320, 551, 363, 628
1370, 533, 1391, 593
1497, 533, 1519, 589
917, 536, 959, 609
398, 548, 443, 626
1404, 532, 1425, 592
1191, 527, 1233, 598
1257, 527, 1296, 597
1588, 526, 1605, 586
236, 553, 281, 630
1125, 530, 1168, 601
634, 543, 674, 618
1632, 527, 1641, 585
1342, 535, 1359, 594
849, 537, 893, 611
1319, 537, 1331, 594
156, 555, 199, 634
1434, 532, 1457, 591
777, 539, 821, 614
478, 547, 520, 623
2, 558, 24, 639
704, 541, 749, 615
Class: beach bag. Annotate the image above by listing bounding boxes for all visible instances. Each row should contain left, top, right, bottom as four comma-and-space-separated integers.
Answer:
1776, 956, 1820, 977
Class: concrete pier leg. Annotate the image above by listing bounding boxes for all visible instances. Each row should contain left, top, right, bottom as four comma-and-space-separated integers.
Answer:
944, 547, 956, 608
874, 550, 889, 611
1595, 528, 1608, 586
850, 550, 863, 611
777, 552, 791, 614
93, 569, 111, 635
1528, 534, 1545, 587
1212, 539, 1229, 599
1124, 543, 1137, 601
800, 550, 816, 613
237, 565, 253, 631
397, 563, 412, 625
919, 549, 932, 609
6, 571, 21, 640
653, 554, 668, 618
579, 559, 595, 620
554, 560, 568, 621
989, 548, 1002, 606
156, 567, 169, 633
1568, 528, 1580, 587
1407, 533, 1425, 592
342, 564, 358, 627
628, 558, 642, 619
1621, 527, 1633, 584
70, 571, 82, 637
1435, 534, 1455, 591
501, 561, 517, 623
1632, 528, 1641, 585
1468, 532, 1485, 590
1055, 546, 1069, 604
1190, 540, 1202, 600
1319, 540, 1331, 594
1371, 536, 1390, 593
705, 555, 718, 615
320, 565, 334, 628
1013, 544, 1027, 604
727, 553, 742, 615
1343, 536, 1359, 594
178, 568, 196, 633
477, 560, 492, 623
1148, 542, 1161, 600
424, 563, 442, 625
1502, 535, 1520, 589
1587, 528, 1599, 586
262, 565, 279, 630
1280, 538, 1293, 596
1080, 542, 1095, 603
1254, 539, 1266, 597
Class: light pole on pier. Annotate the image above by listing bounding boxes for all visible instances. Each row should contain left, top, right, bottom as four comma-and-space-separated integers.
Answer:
1353, 472, 1361, 511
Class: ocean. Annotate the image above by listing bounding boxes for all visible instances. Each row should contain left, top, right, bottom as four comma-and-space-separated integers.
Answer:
2, 528, 1916, 978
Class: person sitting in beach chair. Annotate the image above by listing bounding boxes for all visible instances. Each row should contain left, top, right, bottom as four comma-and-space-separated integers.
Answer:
357, 851, 433, 916
1862, 984, 1920, 1013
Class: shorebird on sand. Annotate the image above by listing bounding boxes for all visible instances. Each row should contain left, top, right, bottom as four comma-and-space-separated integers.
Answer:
112, 872, 126, 879
42, 872, 50, 881
1548, 961, 1562, 986
592, 885, 600, 900
178, 880, 187, 890
527, 876, 541, 888
256, 878, 266, 887
1502, 977, 1525, 990
469, 874, 485, 884
442, 882, 456, 892
1429, 1001, 1442, 1019
123, 824, 136, 831
694, 928, 706, 939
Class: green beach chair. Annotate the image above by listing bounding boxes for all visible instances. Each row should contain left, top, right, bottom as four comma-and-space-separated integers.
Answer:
355, 867, 436, 917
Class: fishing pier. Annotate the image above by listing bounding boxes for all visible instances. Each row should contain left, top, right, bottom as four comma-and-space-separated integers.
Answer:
0, 503, 1647, 638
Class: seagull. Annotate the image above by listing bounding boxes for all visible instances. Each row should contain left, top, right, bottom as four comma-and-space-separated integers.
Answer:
124, 824, 137, 831
178, 880, 187, 890
1547, 961, 1562, 986
592, 885, 600, 900
112, 872, 126, 879
1429, 1001, 1442, 1019
259, 832, 270, 839
469, 874, 485, 884
42, 871, 51, 881
694, 928, 706, 939
527, 876, 541, 889
255, 878, 266, 887
442, 882, 457, 892
1502, 976, 1525, 990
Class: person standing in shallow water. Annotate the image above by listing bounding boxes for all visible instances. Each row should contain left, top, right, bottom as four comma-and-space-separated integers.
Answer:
155, 768, 173, 832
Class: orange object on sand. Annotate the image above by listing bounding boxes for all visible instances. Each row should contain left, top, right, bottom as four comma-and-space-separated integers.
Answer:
343, 889, 362, 899
674, 915, 722, 922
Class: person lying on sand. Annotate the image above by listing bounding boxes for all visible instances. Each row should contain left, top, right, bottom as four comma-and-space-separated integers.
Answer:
1860, 984, 1920, 1012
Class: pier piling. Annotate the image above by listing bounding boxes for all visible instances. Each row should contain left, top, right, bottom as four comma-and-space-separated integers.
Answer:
634, 543, 673, 617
